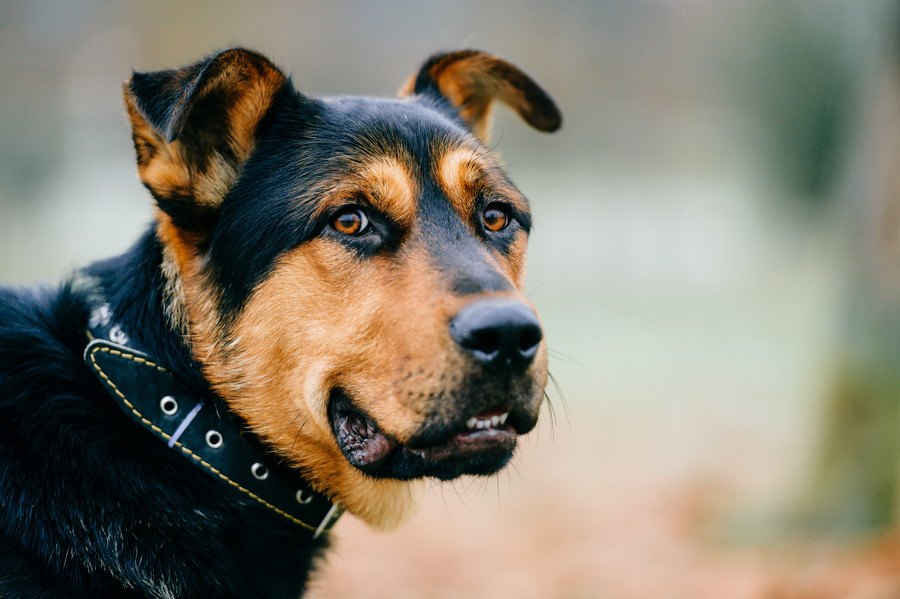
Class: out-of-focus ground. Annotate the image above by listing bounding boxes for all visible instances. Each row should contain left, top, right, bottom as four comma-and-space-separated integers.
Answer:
2, 1, 899, 597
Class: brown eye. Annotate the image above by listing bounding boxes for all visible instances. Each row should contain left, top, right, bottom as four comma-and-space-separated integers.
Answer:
331, 207, 369, 236
482, 204, 510, 232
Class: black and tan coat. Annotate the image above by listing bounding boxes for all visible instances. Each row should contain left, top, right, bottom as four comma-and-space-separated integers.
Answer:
0, 48, 560, 597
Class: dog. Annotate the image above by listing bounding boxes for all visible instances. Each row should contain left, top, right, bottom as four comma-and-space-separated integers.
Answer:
0, 48, 561, 597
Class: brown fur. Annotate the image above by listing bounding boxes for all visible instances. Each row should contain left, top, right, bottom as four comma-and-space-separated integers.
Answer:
125, 50, 286, 210
435, 145, 530, 287
399, 50, 562, 140
308, 156, 419, 229
128, 49, 553, 530
157, 153, 537, 527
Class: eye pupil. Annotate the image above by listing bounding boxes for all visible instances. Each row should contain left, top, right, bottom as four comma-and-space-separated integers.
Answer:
331, 208, 368, 236
483, 205, 509, 232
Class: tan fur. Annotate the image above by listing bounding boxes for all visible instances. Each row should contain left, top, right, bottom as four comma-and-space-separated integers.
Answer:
182, 235, 469, 527
359, 158, 418, 227
137, 54, 548, 530
396, 75, 416, 99
433, 57, 496, 140
434, 145, 530, 289
158, 240, 190, 338
125, 92, 192, 199
435, 146, 529, 222
309, 156, 418, 228
505, 235, 529, 289
436, 146, 482, 219
151, 143, 541, 528
399, 51, 561, 141
124, 53, 286, 208
209, 56, 287, 167
155, 214, 207, 339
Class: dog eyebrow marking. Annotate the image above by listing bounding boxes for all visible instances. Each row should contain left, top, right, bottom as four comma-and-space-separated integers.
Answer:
435, 146, 529, 221
310, 156, 417, 228
359, 157, 417, 227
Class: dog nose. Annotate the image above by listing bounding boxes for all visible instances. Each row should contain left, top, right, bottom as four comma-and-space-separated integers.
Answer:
449, 299, 543, 370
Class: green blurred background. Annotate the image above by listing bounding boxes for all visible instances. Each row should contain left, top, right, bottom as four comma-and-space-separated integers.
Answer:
1, 1, 898, 597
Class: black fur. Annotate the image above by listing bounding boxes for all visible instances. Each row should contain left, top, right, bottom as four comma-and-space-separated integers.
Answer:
0, 234, 327, 598
0, 47, 556, 597
207, 92, 523, 319
0, 75, 480, 599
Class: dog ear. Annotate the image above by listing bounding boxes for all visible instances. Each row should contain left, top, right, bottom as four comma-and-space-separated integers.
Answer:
398, 50, 561, 141
123, 48, 287, 230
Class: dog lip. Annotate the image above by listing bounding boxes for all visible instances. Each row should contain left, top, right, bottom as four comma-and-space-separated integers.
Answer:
329, 391, 397, 469
328, 391, 522, 478
406, 426, 517, 462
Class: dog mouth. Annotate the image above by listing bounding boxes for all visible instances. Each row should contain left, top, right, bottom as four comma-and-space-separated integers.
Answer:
329, 391, 519, 480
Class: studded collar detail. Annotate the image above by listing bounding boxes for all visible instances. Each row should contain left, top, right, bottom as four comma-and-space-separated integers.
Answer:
83, 300, 343, 538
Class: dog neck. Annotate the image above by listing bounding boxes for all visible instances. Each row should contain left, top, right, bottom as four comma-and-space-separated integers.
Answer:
76, 227, 343, 535
148, 215, 424, 530
78, 228, 203, 389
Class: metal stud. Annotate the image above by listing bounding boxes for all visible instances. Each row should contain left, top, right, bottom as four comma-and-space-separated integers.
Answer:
159, 396, 178, 416
205, 430, 223, 449
295, 489, 313, 505
108, 324, 129, 345
251, 462, 269, 480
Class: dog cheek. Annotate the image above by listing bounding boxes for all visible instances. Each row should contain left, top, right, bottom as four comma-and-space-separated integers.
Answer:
354, 257, 463, 434
505, 233, 529, 289
208, 248, 335, 439
232, 242, 378, 393
271, 246, 459, 443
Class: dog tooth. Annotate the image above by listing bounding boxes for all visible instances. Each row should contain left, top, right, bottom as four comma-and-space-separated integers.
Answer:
499, 412, 508, 425
491, 415, 500, 426
467, 417, 477, 429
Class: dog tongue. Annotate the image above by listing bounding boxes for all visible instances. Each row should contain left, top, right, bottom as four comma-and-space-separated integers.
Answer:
335, 410, 394, 468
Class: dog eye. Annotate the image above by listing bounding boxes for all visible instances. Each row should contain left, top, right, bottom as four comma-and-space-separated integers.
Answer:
331, 207, 370, 236
482, 203, 510, 232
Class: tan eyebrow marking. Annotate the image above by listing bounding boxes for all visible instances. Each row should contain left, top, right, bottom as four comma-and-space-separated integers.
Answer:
437, 146, 483, 218
361, 157, 417, 227
436, 146, 529, 221
309, 156, 418, 228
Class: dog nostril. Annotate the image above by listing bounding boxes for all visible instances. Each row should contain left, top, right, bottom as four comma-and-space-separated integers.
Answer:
518, 324, 542, 353
465, 328, 502, 357
450, 299, 543, 370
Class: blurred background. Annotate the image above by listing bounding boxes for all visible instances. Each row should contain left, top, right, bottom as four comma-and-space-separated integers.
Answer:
1, 1, 899, 597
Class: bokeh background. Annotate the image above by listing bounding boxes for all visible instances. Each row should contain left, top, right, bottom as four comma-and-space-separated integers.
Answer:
1, 1, 899, 597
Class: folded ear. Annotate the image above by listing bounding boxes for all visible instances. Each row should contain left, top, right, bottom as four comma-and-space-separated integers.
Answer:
398, 49, 562, 141
124, 48, 287, 230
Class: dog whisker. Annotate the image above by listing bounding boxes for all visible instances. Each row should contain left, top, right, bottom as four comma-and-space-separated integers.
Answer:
548, 371, 571, 431
4, 46, 563, 594
547, 347, 589, 369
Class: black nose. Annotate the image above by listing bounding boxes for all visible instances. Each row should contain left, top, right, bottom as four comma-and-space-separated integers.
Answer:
449, 299, 543, 370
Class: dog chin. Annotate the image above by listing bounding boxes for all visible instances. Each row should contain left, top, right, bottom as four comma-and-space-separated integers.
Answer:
328, 390, 520, 481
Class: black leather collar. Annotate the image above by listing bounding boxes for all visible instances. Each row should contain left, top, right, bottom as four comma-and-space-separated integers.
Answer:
83, 300, 342, 538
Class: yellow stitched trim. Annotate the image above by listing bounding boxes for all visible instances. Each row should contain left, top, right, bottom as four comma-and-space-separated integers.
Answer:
88, 345, 316, 531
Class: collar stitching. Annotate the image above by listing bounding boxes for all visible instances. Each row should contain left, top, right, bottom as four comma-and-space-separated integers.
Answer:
87, 343, 323, 532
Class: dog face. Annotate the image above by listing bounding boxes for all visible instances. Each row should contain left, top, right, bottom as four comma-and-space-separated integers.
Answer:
124, 49, 560, 527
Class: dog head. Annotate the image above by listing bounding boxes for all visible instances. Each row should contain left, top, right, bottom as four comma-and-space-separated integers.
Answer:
123, 48, 561, 527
